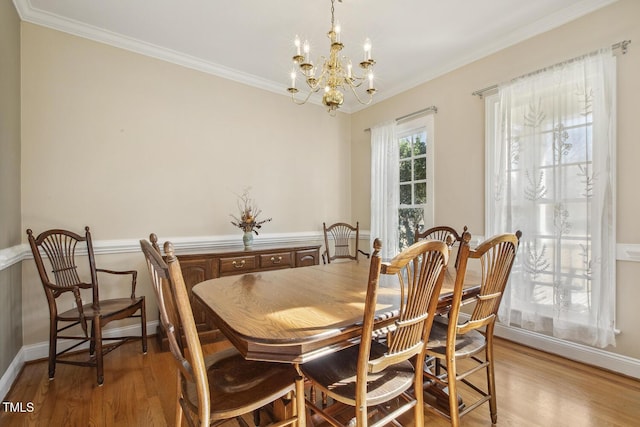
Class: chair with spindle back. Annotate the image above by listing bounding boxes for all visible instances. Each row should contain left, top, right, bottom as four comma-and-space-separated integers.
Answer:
140, 237, 304, 427
27, 227, 147, 386
322, 221, 370, 264
415, 225, 469, 270
302, 238, 450, 427
423, 231, 522, 426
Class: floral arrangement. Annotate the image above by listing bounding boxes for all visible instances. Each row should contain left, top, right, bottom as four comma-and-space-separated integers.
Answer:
230, 188, 272, 235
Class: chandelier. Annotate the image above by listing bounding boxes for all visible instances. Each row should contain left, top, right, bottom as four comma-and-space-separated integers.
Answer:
287, 0, 376, 114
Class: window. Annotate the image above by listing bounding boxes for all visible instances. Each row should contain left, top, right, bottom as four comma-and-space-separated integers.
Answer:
370, 114, 434, 259
398, 116, 434, 250
485, 48, 616, 348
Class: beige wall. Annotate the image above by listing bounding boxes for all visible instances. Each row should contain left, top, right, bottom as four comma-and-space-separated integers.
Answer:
20, 23, 352, 344
11, 0, 640, 364
21, 24, 352, 238
0, 0, 23, 375
351, 0, 640, 359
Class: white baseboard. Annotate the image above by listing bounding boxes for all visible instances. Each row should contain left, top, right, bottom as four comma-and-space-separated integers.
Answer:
493, 322, 640, 379
0, 347, 26, 403
460, 312, 640, 379
1, 320, 158, 401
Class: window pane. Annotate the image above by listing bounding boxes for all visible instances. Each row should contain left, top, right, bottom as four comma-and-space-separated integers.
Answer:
413, 134, 427, 155
415, 182, 426, 203
399, 160, 412, 182
399, 207, 425, 250
400, 184, 412, 204
399, 139, 412, 159
414, 157, 426, 180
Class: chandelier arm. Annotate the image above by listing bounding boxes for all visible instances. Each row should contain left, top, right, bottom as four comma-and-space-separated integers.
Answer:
346, 82, 374, 106
345, 78, 365, 89
290, 87, 319, 106
307, 66, 329, 92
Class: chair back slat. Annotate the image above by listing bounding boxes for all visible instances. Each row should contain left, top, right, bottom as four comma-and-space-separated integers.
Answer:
41, 234, 83, 287
140, 241, 194, 380
140, 238, 210, 425
27, 228, 97, 311
468, 233, 521, 324
456, 231, 521, 335
323, 222, 362, 263
30, 230, 86, 288
415, 225, 469, 269
365, 239, 449, 374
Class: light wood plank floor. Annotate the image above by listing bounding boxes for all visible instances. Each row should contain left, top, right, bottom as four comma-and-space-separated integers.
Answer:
1, 336, 639, 426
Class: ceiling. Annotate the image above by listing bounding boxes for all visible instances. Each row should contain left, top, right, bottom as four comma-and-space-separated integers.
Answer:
14, 0, 616, 112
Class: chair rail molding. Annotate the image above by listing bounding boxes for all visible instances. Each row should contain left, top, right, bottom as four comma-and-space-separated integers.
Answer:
4, 237, 640, 271
0, 244, 29, 271
2, 231, 327, 271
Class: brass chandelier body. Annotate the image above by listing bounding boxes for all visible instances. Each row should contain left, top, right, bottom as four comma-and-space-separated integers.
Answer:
287, 0, 376, 114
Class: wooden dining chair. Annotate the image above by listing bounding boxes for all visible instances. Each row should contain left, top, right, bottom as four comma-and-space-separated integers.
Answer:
302, 238, 450, 427
27, 227, 147, 386
322, 221, 370, 264
423, 230, 522, 427
140, 238, 305, 427
415, 225, 469, 270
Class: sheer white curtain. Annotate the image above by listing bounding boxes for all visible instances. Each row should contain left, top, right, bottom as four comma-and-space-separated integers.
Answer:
487, 48, 617, 348
370, 120, 399, 260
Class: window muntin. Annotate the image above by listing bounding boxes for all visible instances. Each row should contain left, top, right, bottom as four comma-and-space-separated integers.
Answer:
398, 129, 428, 250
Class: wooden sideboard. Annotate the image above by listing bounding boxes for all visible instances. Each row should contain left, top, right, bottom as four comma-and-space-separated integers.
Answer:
156, 243, 321, 350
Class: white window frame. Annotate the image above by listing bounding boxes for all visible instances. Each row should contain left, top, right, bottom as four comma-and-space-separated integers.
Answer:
397, 115, 435, 249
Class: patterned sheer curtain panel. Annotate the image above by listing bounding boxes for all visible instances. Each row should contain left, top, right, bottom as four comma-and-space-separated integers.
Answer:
370, 120, 399, 260
487, 48, 617, 348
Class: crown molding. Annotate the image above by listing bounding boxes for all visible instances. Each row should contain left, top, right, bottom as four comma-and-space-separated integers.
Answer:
11, 0, 301, 104
14, 0, 616, 115
350, 0, 619, 112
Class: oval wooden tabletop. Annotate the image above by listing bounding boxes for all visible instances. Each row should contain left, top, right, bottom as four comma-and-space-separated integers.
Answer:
192, 260, 479, 360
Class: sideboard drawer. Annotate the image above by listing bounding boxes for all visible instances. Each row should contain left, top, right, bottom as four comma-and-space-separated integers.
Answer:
219, 255, 256, 274
259, 252, 292, 269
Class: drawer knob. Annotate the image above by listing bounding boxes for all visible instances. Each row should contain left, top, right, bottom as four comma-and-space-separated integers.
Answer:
232, 260, 246, 269
270, 256, 283, 264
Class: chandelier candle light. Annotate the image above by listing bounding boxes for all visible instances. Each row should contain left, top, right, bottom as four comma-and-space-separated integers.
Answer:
287, 0, 376, 114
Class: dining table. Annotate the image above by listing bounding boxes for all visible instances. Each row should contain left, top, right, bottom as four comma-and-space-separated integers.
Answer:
192, 259, 480, 364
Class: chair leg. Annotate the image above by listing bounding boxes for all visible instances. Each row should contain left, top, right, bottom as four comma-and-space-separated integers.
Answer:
414, 356, 425, 427
447, 356, 460, 427
89, 321, 96, 356
94, 316, 104, 386
48, 318, 57, 380
175, 374, 184, 427
140, 299, 148, 354
486, 334, 498, 424
295, 375, 307, 427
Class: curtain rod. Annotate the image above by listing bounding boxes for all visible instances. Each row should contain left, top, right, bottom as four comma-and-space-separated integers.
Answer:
472, 39, 631, 99
364, 105, 438, 132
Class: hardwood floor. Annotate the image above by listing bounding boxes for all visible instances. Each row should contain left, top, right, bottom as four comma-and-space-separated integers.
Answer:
1, 336, 639, 426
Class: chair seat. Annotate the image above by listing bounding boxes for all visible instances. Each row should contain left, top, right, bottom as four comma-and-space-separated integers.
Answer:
426, 317, 487, 359
184, 348, 298, 418
301, 340, 415, 407
58, 297, 145, 321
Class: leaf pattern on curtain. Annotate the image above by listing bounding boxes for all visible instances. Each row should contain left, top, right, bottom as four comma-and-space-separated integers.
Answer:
488, 48, 617, 348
